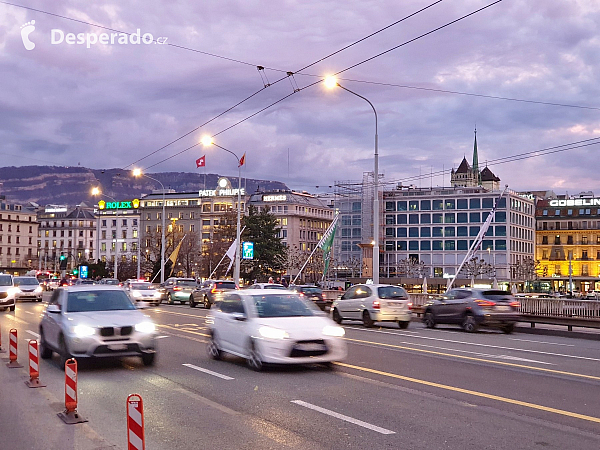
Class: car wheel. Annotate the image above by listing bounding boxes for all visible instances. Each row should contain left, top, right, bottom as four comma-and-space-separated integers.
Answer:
59, 335, 72, 368
332, 308, 343, 324
9, 304, 15, 312
502, 323, 515, 334
204, 296, 210, 309
37, 298, 42, 302
462, 315, 478, 333
362, 310, 374, 328
141, 352, 155, 366
167, 294, 175, 305
207, 333, 222, 360
189, 296, 196, 308
321, 361, 336, 371
39, 329, 53, 359
424, 311, 436, 328
246, 339, 263, 372
398, 321, 410, 329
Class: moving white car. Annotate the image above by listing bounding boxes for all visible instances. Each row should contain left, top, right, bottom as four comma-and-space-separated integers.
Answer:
39, 285, 158, 366
125, 281, 163, 306
206, 290, 347, 371
0, 274, 17, 311
14, 276, 44, 302
331, 284, 412, 329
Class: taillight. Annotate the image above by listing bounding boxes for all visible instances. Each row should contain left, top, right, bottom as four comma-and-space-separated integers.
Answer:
510, 301, 520, 308
407, 302, 413, 310
173, 286, 182, 291
474, 299, 496, 306
372, 300, 381, 310
299, 292, 304, 296
211, 288, 217, 294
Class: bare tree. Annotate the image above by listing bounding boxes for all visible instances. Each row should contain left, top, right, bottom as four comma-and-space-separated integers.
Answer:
511, 257, 540, 283
460, 257, 494, 279
396, 258, 427, 278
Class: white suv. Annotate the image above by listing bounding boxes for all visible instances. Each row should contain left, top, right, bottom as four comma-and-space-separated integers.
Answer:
331, 284, 412, 329
0, 274, 17, 311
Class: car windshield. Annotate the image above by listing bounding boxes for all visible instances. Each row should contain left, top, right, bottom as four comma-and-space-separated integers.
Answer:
103, 279, 119, 285
66, 290, 136, 312
131, 283, 154, 290
300, 287, 322, 294
215, 282, 236, 290
378, 286, 408, 299
0, 276, 12, 286
252, 294, 315, 318
14, 277, 39, 286
176, 280, 197, 287
264, 284, 286, 290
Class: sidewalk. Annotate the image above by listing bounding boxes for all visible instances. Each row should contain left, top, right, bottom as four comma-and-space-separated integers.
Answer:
514, 322, 600, 341
0, 355, 119, 450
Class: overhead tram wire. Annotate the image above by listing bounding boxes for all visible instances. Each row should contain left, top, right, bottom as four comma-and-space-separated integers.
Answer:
142, 1, 504, 170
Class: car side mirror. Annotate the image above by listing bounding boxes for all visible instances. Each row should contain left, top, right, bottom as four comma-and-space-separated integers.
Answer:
232, 312, 247, 321
47, 304, 61, 313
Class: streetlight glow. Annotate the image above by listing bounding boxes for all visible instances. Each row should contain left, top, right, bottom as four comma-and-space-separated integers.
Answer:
201, 136, 214, 147
132, 168, 142, 177
324, 76, 338, 89
91, 187, 100, 196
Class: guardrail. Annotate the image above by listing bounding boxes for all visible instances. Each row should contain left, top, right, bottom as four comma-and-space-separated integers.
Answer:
324, 290, 600, 331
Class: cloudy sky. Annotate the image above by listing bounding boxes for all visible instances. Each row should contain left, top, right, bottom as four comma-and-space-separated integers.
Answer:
1, 0, 599, 195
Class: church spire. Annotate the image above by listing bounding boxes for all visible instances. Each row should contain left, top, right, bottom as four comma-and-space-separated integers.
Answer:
472, 126, 481, 185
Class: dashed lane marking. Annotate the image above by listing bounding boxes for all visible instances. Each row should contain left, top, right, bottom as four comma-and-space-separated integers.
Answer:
183, 363, 235, 380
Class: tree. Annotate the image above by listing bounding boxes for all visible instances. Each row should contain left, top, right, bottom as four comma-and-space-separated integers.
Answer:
396, 258, 427, 278
200, 211, 237, 279
460, 257, 494, 279
511, 257, 540, 290
240, 205, 286, 282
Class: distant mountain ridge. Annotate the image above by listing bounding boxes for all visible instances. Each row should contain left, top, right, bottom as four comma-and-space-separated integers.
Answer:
0, 166, 289, 206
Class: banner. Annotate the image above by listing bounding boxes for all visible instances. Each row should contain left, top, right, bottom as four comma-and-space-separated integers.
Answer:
318, 213, 339, 277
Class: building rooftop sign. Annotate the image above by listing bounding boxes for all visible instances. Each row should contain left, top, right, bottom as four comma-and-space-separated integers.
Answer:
98, 199, 140, 210
549, 199, 600, 207
263, 194, 287, 202
44, 205, 68, 213
199, 177, 245, 198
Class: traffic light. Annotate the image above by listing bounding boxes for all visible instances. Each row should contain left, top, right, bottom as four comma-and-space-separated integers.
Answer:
59, 253, 67, 271
72, 268, 78, 276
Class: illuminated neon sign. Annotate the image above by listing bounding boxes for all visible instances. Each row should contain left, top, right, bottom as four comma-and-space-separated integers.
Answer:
98, 199, 140, 210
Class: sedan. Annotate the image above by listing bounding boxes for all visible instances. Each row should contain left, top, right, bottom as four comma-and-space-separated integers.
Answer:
39, 286, 158, 366
206, 290, 347, 371
14, 276, 43, 302
126, 282, 163, 306
422, 288, 520, 333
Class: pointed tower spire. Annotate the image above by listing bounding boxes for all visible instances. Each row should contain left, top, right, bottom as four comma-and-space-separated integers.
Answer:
472, 126, 481, 185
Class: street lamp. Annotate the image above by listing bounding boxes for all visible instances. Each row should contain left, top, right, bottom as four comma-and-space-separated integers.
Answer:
325, 76, 380, 284
91, 187, 119, 280
133, 169, 166, 284
201, 136, 243, 287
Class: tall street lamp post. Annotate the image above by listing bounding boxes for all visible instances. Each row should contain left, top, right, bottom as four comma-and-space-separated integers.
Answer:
201, 136, 243, 287
133, 169, 166, 284
325, 76, 380, 284
91, 188, 120, 280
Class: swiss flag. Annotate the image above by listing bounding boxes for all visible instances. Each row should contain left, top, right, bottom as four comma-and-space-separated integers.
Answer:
196, 155, 206, 168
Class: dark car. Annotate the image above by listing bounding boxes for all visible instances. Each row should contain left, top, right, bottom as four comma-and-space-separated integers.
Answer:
191, 280, 237, 309
422, 288, 520, 334
289, 285, 331, 311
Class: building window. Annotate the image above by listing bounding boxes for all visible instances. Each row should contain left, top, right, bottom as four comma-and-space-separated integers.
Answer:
432, 214, 443, 224
396, 228, 407, 238
385, 201, 396, 212
397, 241, 407, 251
420, 241, 431, 250
457, 240, 468, 250
385, 215, 396, 225
409, 227, 419, 237
445, 199, 455, 210
432, 200, 443, 210
409, 201, 419, 211
420, 200, 431, 210
555, 210, 560, 216
445, 240, 455, 250
582, 264, 589, 276
457, 226, 468, 237
397, 201, 407, 211
420, 227, 431, 238
469, 198, 480, 209
397, 214, 407, 224
495, 226, 506, 236
469, 212, 480, 222
457, 199, 468, 210
433, 227, 443, 237
444, 213, 455, 223
469, 226, 479, 237
409, 214, 419, 224
385, 228, 395, 237
420, 214, 431, 224
482, 198, 494, 209
495, 240, 507, 250
582, 236, 588, 244
495, 212, 506, 222
542, 236, 548, 245
432, 241, 443, 251
409, 241, 419, 251
567, 236, 573, 245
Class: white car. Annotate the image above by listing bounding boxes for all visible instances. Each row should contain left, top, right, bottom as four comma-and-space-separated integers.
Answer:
206, 290, 347, 371
39, 286, 158, 366
0, 274, 17, 311
14, 276, 44, 302
246, 283, 288, 290
126, 282, 163, 306
331, 284, 412, 329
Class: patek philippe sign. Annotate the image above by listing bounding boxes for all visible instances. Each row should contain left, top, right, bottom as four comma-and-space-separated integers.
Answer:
98, 199, 140, 210
198, 177, 245, 197
549, 198, 600, 207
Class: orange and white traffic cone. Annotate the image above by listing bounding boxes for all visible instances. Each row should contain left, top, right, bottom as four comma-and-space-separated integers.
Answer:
25, 340, 46, 388
127, 394, 145, 450
57, 358, 87, 424
6, 328, 23, 368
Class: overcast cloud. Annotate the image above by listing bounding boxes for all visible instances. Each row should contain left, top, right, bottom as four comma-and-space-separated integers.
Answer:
1, 0, 599, 195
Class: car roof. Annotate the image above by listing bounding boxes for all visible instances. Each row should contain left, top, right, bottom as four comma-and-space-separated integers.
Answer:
235, 289, 298, 295
14, 276, 36, 279
62, 285, 124, 292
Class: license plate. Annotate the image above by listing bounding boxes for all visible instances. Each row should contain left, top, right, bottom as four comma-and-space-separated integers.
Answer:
295, 343, 327, 351
108, 344, 128, 351
496, 305, 511, 311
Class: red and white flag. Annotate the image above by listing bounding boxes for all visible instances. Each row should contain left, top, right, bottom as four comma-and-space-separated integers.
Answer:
238, 153, 246, 167
196, 155, 206, 168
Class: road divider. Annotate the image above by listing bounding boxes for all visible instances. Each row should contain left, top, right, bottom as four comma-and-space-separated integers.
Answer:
25, 339, 46, 388
127, 394, 145, 450
6, 328, 23, 368
291, 400, 395, 435
58, 358, 87, 424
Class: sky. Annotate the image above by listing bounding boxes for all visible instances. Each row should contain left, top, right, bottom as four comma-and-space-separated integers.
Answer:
1, 0, 599, 196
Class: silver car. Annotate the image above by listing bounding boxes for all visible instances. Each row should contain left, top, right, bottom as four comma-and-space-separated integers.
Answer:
14, 276, 44, 302
0, 274, 17, 311
39, 286, 158, 366
331, 284, 412, 329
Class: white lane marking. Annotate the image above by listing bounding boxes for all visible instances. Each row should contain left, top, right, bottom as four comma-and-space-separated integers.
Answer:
3, 315, 27, 324
156, 335, 169, 339
23, 311, 34, 315
182, 363, 234, 380
25, 330, 40, 339
509, 338, 574, 347
291, 400, 395, 435
347, 327, 600, 362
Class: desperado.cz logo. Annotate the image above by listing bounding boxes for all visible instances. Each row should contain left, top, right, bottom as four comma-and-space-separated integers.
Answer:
52, 28, 168, 48
20, 20, 167, 50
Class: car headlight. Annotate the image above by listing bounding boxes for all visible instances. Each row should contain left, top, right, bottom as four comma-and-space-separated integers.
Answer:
258, 326, 289, 340
9, 287, 20, 296
72, 325, 95, 337
34, 286, 43, 294
131, 291, 142, 298
322, 325, 345, 337
135, 322, 156, 333
154, 292, 162, 298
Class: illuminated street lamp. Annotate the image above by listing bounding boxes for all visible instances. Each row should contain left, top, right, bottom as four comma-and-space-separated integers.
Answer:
91, 187, 119, 280
325, 76, 380, 283
133, 169, 166, 284
201, 136, 243, 287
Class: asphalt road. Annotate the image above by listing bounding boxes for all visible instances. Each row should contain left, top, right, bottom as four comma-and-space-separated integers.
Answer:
1, 296, 599, 450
